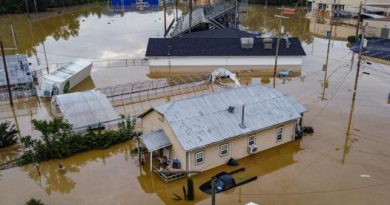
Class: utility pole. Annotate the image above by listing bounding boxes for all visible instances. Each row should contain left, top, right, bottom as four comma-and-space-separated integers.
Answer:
273, 11, 288, 88
175, 0, 178, 21
343, 23, 366, 164
1, 41, 14, 107
211, 177, 216, 205
25, 0, 30, 19
350, 1, 362, 71
320, 0, 336, 101
33, 0, 50, 74
189, 0, 192, 33
163, 0, 167, 37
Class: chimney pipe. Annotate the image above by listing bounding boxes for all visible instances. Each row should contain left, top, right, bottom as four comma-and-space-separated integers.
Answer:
239, 104, 246, 129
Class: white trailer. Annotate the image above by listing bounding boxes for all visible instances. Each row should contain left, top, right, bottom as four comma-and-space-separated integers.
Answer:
38, 59, 92, 97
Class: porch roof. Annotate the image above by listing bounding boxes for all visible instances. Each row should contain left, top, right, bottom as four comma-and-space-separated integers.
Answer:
141, 130, 171, 152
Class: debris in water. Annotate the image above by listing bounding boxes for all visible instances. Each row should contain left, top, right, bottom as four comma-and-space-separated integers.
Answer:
302, 126, 314, 134
227, 158, 239, 166
171, 193, 182, 201
360, 174, 371, 178
362, 72, 370, 75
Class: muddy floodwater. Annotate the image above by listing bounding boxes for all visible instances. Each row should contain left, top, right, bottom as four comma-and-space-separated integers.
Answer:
1, 3, 390, 205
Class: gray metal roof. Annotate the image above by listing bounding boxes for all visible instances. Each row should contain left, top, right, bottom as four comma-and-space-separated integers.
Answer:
154, 85, 307, 151
52, 90, 119, 130
141, 130, 171, 152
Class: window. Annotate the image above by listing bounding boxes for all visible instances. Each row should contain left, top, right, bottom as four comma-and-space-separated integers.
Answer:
195, 151, 204, 165
276, 127, 283, 142
158, 113, 164, 122
219, 143, 229, 157
248, 135, 256, 146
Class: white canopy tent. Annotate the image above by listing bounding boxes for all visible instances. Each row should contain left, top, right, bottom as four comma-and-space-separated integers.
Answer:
51, 90, 119, 131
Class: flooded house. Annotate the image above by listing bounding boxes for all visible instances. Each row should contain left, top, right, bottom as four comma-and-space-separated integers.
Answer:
138, 85, 306, 182
145, 28, 306, 77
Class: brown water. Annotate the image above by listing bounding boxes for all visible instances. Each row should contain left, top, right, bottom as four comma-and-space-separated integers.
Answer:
1, 3, 390, 205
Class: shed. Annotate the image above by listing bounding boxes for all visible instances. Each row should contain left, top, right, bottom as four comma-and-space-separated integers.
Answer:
51, 90, 119, 131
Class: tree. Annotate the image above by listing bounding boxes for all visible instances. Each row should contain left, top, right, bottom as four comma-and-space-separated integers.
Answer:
25, 198, 45, 205
187, 177, 194, 201
0, 121, 18, 148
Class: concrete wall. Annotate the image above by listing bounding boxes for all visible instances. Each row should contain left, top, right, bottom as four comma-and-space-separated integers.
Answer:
189, 120, 297, 172
148, 56, 303, 77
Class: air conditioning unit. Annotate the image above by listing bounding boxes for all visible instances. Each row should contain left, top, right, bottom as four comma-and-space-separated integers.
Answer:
247, 144, 258, 154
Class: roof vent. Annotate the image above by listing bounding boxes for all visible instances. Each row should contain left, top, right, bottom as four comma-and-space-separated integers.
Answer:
263, 38, 273, 49
227, 106, 235, 113
240, 38, 254, 49
285, 36, 291, 48
239, 104, 246, 129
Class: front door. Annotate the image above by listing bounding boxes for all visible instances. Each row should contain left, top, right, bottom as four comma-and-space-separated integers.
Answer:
380, 28, 389, 39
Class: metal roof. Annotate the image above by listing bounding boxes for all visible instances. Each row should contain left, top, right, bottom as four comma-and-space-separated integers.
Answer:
52, 90, 119, 130
153, 85, 307, 151
0, 54, 32, 86
350, 38, 390, 61
141, 130, 171, 152
44, 59, 91, 83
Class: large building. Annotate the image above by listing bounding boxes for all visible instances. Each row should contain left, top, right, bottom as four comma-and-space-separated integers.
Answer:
139, 85, 306, 179
145, 28, 306, 77
308, 0, 390, 15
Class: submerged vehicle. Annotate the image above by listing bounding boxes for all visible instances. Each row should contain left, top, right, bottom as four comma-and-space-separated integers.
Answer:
37, 59, 92, 97
199, 168, 257, 194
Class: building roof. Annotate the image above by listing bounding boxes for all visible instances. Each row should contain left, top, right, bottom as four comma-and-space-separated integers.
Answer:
0, 54, 32, 86
144, 85, 306, 151
181, 28, 259, 39
146, 28, 306, 57
141, 130, 171, 152
52, 90, 119, 130
44, 59, 91, 83
351, 38, 390, 61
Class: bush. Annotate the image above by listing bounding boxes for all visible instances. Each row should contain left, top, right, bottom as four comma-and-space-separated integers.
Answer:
0, 121, 19, 149
347, 36, 357, 44
25, 198, 45, 205
18, 117, 141, 165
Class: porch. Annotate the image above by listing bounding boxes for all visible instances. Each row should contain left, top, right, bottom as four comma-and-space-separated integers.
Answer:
140, 130, 186, 183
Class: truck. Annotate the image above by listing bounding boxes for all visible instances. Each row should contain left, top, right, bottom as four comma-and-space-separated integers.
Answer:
37, 59, 92, 98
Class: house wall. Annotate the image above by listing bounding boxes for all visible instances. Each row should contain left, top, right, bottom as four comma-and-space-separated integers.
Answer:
189, 120, 297, 172
147, 56, 303, 77
309, 0, 390, 13
142, 111, 187, 169
365, 19, 390, 39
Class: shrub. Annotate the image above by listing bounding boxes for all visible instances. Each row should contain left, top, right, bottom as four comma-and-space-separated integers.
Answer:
25, 198, 45, 205
0, 121, 19, 148
18, 117, 141, 165
347, 36, 356, 44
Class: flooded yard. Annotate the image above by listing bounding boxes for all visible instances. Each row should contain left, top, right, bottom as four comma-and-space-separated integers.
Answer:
1, 2, 390, 205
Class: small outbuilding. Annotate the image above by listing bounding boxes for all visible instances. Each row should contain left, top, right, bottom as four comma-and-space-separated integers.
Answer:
0, 54, 35, 100
51, 90, 119, 131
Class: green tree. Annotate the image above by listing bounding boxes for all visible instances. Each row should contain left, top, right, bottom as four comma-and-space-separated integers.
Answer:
25, 198, 45, 205
0, 121, 18, 148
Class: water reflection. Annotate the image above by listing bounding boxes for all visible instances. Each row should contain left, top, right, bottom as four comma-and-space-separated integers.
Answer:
137, 140, 302, 204
21, 142, 133, 194
243, 5, 313, 44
